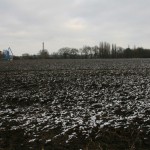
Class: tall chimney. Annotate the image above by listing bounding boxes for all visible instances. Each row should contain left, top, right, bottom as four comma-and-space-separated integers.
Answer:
42, 42, 44, 50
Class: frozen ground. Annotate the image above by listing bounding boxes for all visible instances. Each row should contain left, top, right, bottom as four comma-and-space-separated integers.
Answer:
0, 59, 150, 150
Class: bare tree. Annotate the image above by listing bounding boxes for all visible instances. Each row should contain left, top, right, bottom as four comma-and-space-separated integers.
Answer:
38, 49, 49, 59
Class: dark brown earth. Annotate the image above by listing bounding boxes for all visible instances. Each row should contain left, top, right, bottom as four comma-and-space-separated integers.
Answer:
0, 59, 150, 150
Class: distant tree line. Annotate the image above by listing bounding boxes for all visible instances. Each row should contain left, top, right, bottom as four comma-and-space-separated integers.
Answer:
18, 42, 150, 59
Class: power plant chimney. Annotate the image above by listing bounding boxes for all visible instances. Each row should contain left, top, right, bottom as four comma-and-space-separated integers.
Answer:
42, 42, 44, 51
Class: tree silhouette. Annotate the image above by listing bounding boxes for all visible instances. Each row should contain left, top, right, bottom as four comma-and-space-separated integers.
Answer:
38, 49, 49, 59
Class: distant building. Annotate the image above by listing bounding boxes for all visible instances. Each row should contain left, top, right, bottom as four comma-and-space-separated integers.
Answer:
0, 47, 13, 61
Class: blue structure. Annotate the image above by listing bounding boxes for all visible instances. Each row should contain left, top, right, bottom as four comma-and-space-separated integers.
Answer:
2, 47, 13, 60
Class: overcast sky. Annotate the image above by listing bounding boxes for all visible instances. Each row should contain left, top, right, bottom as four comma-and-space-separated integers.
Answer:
0, 0, 150, 56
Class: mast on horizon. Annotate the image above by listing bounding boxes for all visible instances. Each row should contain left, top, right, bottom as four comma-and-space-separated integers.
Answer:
42, 42, 45, 51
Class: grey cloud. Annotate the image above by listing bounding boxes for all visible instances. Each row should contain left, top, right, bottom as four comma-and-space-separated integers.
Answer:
0, 0, 150, 55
